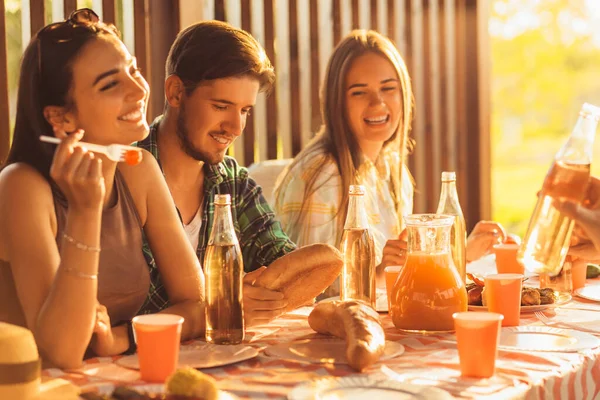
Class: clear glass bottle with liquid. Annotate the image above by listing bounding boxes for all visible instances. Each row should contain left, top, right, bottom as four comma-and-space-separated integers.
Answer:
436, 171, 467, 283
518, 103, 600, 281
204, 194, 244, 344
340, 185, 376, 308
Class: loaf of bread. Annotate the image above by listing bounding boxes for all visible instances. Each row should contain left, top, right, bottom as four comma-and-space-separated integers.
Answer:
253, 243, 343, 311
308, 300, 385, 371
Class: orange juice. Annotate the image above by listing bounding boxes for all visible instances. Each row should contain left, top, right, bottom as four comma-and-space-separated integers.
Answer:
384, 266, 402, 311
132, 314, 183, 382
572, 259, 587, 290
453, 312, 504, 378
390, 252, 467, 332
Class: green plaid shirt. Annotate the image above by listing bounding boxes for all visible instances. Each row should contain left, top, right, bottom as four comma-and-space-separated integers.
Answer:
136, 117, 296, 314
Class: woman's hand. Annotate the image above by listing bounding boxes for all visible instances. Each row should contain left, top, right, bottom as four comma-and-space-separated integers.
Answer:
376, 230, 408, 287
49, 128, 105, 212
243, 267, 287, 327
89, 303, 116, 357
466, 221, 507, 262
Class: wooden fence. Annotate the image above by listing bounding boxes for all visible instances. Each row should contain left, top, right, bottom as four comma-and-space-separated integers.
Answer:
0, 0, 490, 229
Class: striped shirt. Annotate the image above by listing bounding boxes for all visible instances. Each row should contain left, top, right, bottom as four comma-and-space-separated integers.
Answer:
274, 151, 413, 266
136, 117, 297, 314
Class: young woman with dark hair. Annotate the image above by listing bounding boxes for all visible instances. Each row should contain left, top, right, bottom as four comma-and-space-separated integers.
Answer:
0, 9, 204, 368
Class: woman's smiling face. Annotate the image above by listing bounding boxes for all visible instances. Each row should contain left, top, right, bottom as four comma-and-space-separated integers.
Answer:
66, 34, 150, 145
344, 52, 402, 160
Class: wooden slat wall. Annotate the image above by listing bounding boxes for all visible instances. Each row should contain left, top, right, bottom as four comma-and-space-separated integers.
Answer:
146, 0, 179, 124
309, 0, 320, 134
0, 0, 491, 227
63, 0, 77, 17
263, 0, 278, 160
30, 0, 45, 36
288, 0, 302, 156
240, 0, 256, 165
351, 0, 360, 29
102, 0, 117, 24
0, 0, 9, 160
133, 0, 149, 115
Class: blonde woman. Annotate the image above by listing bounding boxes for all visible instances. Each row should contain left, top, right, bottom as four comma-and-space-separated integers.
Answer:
274, 30, 506, 292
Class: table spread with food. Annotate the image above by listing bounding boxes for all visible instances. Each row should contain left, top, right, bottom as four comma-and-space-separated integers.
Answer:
35, 255, 600, 400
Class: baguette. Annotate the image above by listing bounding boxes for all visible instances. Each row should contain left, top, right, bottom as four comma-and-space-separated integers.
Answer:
308, 300, 385, 371
254, 243, 343, 311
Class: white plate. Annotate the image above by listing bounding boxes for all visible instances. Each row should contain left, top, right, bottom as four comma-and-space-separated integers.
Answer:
81, 383, 238, 399
575, 286, 600, 302
468, 292, 571, 313
498, 325, 600, 352
265, 336, 404, 365
116, 342, 258, 370
288, 376, 453, 400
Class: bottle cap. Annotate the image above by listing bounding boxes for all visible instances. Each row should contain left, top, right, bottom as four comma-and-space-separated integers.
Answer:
214, 194, 231, 205
349, 185, 366, 195
581, 103, 600, 121
441, 171, 456, 182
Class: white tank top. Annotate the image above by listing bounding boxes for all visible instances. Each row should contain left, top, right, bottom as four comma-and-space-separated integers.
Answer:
183, 206, 202, 251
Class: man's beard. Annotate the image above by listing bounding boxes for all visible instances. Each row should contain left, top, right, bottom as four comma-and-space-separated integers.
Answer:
175, 102, 227, 165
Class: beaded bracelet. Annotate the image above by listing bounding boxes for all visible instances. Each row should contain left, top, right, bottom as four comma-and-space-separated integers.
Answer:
62, 233, 101, 253
63, 266, 98, 280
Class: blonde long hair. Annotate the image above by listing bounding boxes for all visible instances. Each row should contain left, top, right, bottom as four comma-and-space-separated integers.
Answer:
275, 30, 414, 243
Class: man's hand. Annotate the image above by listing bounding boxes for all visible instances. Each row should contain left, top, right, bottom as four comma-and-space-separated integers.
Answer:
243, 267, 287, 327
466, 221, 507, 262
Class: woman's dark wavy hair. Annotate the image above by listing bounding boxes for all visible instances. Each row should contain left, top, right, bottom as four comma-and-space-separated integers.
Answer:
3, 13, 120, 180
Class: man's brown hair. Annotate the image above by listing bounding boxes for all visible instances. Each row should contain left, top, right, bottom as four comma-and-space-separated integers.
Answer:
166, 20, 274, 94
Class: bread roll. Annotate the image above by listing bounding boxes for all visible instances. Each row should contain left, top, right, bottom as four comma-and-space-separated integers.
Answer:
254, 243, 343, 311
308, 300, 385, 371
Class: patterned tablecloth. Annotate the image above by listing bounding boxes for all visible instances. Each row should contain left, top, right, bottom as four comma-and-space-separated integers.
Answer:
42, 258, 600, 399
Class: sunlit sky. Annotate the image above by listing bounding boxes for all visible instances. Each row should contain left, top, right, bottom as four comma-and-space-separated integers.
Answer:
489, 0, 600, 47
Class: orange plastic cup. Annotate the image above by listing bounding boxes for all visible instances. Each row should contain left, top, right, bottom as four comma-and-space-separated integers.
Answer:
385, 266, 402, 311
572, 259, 587, 291
484, 273, 523, 327
493, 243, 524, 274
132, 314, 184, 382
453, 312, 504, 378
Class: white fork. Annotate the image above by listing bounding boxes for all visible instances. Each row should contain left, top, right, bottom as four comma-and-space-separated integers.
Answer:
39, 135, 142, 164
534, 311, 600, 335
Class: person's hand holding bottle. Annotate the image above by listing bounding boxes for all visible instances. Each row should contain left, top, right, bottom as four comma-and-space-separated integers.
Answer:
555, 176, 600, 262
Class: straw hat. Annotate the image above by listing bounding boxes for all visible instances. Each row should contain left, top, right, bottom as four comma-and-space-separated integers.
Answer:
0, 322, 79, 399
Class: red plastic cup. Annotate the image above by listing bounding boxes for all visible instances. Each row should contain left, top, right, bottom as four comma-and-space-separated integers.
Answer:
484, 273, 523, 327
132, 314, 184, 382
453, 312, 504, 378
493, 243, 524, 274
572, 259, 587, 291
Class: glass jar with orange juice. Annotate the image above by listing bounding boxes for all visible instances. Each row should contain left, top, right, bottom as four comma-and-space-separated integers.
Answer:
390, 214, 468, 333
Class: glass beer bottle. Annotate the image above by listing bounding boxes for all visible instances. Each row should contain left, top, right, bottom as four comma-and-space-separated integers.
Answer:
518, 103, 600, 278
340, 185, 376, 308
204, 194, 244, 344
436, 171, 467, 283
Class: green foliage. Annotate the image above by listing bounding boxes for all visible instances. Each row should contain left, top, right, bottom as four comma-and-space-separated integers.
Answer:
491, 0, 600, 236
